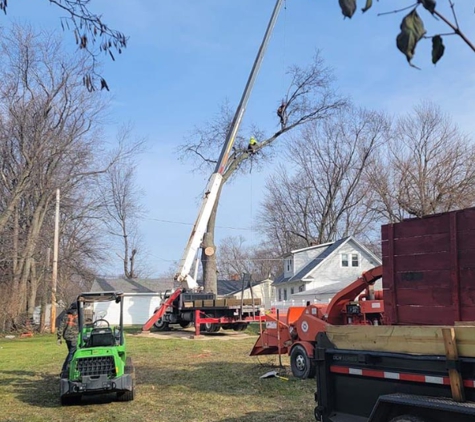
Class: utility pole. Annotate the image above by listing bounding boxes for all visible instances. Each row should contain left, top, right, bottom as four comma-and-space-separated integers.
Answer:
50, 189, 60, 333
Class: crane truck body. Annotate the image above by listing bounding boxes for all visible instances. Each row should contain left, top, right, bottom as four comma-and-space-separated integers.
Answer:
142, 0, 285, 335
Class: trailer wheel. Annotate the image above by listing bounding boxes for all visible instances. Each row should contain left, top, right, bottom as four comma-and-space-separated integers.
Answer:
179, 321, 191, 329
153, 318, 169, 331
389, 416, 427, 422
233, 323, 248, 331
202, 323, 220, 333
290, 345, 315, 379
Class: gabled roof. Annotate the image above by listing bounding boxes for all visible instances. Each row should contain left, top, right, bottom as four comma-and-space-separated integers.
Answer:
291, 279, 352, 297
284, 241, 333, 257
273, 236, 381, 286
292, 237, 349, 282
91, 277, 174, 294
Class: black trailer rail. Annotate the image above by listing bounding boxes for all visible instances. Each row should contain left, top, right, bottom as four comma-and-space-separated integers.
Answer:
314, 332, 475, 422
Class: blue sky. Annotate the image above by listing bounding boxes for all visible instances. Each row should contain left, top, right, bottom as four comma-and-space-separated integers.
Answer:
5, 0, 475, 276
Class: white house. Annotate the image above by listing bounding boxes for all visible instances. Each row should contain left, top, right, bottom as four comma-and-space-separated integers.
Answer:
272, 236, 382, 306
90, 277, 174, 325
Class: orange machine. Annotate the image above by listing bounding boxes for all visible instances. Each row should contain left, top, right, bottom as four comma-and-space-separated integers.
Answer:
250, 266, 383, 379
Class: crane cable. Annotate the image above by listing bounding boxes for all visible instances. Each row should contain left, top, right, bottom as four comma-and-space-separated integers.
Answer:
281, 0, 288, 101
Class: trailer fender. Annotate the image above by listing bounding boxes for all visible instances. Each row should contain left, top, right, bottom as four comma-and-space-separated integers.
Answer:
368, 393, 475, 422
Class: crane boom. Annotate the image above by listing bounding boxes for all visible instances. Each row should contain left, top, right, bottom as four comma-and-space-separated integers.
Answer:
174, 0, 284, 289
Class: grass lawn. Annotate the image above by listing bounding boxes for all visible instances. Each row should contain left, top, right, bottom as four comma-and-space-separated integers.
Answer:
0, 328, 316, 422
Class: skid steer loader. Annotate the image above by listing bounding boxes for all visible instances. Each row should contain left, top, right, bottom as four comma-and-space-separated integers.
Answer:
60, 291, 135, 405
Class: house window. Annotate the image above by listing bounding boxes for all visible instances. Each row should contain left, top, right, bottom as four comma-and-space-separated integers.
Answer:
341, 253, 349, 267
290, 287, 294, 295
283, 289, 288, 301
351, 253, 359, 267
285, 258, 292, 273
278, 289, 282, 301
298, 284, 305, 292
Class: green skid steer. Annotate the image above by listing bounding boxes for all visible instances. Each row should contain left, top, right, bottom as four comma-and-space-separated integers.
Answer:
60, 291, 135, 405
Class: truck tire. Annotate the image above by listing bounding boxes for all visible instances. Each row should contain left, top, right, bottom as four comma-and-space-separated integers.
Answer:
153, 318, 169, 331
117, 357, 135, 402
202, 323, 220, 333
233, 323, 248, 331
389, 417, 427, 422
290, 344, 315, 379
179, 321, 191, 329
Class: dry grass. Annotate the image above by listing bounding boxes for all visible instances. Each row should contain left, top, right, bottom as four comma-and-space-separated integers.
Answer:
0, 328, 316, 422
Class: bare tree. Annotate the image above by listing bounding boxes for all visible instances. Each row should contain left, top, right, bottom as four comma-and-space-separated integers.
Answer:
217, 235, 282, 283
0, 0, 128, 90
178, 53, 346, 293
0, 25, 127, 330
368, 100, 475, 221
97, 127, 146, 279
259, 105, 390, 254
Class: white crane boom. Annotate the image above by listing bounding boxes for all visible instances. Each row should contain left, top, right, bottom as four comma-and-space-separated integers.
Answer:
174, 0, 284, 290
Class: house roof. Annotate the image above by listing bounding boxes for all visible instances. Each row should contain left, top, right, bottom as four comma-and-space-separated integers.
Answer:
292, 237, 349, 282
91, 277, 174, 294
273, 236, 381, 286
284, 241, 333, 257
291, 279, 353, 297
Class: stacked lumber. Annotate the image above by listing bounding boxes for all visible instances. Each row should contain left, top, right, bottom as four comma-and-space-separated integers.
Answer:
326, 324, 475, 357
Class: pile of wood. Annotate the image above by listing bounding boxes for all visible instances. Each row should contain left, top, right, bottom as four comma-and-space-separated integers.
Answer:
183, 298, 262, 309
326, 324, 475, 357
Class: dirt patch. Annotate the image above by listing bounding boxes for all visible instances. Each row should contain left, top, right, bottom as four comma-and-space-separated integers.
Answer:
134, 328, 254, 341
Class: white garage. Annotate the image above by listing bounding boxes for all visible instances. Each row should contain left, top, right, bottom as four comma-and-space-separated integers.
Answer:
90, 277, 175, 326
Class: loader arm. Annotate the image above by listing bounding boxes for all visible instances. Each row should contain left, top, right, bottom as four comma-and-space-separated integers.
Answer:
325, 265, 383, 325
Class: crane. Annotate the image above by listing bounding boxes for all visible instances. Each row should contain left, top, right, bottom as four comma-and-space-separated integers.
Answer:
142, 0, 284, 333
174, 0, 284, 290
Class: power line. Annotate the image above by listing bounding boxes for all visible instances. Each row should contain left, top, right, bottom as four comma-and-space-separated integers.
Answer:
146, 253, 284, 264
146, 217, 253, 231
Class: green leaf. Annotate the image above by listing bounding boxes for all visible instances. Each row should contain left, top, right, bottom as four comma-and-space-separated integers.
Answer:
431, 35, 445, 64
396, 9, 426, 67
339, 0, 356, 19
362, 0, 372, 13
421, 0, 436, 14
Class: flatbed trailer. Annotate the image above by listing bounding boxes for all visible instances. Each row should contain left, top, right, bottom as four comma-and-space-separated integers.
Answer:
313, 326, 475, 422
142, 288, 265, 335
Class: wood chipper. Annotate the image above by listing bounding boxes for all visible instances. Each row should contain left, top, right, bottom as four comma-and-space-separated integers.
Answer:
250, 266, 384, 379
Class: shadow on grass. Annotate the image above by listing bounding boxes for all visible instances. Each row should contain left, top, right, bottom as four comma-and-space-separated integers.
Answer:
0, 370, 120, 408
214, 410, 314, 422
137, 360, 299, 396
0, 370, 61, 407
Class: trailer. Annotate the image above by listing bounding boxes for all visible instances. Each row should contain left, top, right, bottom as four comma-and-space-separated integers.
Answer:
313, 326, 475, 422
143, 288, 264, 334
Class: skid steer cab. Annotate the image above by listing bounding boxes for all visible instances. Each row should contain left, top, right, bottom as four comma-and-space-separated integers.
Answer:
60, 291, 135, 405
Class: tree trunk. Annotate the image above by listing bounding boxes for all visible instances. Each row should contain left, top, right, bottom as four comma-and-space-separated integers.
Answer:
201, 186, 222, 294
28, 258, 38, 319
14, 193, 51, 324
